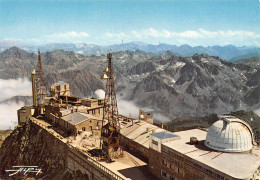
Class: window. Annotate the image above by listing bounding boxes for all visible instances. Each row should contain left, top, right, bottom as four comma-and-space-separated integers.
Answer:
152, 140, 158, 146
179, 168, 185, 176
170, 176, 175, 180
162, 159, 167, 166
175, 167, 178, 173
82, 127, 86, 131
170, 163, 175, 170
90, 126, 92, 131
161, 170, 167, 177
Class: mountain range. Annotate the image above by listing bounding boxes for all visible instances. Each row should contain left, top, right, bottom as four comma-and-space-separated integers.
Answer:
0, 47, 259, 121
0, 41, 259, 61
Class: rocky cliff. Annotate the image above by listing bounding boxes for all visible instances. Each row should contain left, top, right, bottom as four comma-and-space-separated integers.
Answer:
0, 121, 72, 179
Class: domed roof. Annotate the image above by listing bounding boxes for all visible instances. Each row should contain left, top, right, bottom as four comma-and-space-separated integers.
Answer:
205, 115, 254, 152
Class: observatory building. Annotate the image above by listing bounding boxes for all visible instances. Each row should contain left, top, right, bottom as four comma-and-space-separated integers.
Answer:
147, 115, 260, 180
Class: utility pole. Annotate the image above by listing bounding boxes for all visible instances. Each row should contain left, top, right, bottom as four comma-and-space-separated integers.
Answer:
100, 52, 122, 162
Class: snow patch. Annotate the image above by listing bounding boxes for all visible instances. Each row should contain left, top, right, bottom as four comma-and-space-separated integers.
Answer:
76, 50, 84, 55
201, 58, 209, 63
240, 73, 247, 80
173, 62, 185, 68
157, 65, 165, 71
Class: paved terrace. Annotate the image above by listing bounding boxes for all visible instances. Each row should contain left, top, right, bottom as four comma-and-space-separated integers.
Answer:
30, 117, 156, 180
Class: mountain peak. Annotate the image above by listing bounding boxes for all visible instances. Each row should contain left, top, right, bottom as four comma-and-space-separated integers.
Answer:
4, 46, 20, 52
1, 46, 30, 59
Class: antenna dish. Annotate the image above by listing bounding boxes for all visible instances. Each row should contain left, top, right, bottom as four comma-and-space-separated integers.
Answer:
101, 74, 109, 79
31, 69, 36, 75
103, 67, 110, 73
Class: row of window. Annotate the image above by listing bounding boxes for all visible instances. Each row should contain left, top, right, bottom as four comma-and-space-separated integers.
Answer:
161, 170, 176, 180
162, 154, 184, 167
162, 146, 228, 180
162, 147, 184, 161
82, 125, 100, 131
185, 158, 227, 180
161, 158, 185, 176
87, 108, 102, 116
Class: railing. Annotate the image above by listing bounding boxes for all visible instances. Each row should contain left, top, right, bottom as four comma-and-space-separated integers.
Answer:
30, 117, 125, 180
118, 114, 134, 122
66, 142, 125, 180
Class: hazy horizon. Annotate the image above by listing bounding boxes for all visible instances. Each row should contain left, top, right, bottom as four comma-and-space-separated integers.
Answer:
1, 40, 260, 49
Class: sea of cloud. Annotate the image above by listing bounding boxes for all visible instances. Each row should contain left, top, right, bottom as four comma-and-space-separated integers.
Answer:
94, 89, 170, 122
254, 108, 260, 117
0, 78, 31, 129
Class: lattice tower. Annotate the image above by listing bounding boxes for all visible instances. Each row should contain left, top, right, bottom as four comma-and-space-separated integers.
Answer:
101, 53, 122, 161
35, 49, 47, 111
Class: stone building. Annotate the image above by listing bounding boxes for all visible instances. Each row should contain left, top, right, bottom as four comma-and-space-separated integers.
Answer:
139, 109, 154, 124
50, 81, 70, 99
56, 112, 102, 135
17, 106, 35, 125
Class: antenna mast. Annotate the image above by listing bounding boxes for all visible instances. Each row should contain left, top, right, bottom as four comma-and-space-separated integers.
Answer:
35, 49, 47, 115
101, 52, 122, 161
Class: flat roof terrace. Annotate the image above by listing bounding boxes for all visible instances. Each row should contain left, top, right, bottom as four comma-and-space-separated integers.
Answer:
30, 117, 156, 180
163, 129, 260, 179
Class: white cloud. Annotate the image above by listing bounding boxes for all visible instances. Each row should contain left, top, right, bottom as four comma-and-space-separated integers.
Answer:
48, 31, 89, 39
45, 31, 89, 43
0, 78, 32, 102
254, 108, 260, 117
179, 30, 202, 39
147, 28, 161, 37
131, 30, 142, 38
0, 78, 32, 130
105, 32, 129, 39
0, 101, 25, 130
105, 28, 260, 46
198, 28, 259, 39
76, 50, 85, 55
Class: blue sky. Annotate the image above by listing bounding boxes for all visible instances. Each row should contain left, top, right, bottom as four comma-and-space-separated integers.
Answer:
0, 0, 259, 46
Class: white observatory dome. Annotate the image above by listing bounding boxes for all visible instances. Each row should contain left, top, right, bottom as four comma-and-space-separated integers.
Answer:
93, 89, 105, 99
205, 115, 254, 152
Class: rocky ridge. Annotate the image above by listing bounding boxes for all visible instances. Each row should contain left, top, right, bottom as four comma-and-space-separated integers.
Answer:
0, 47, 259, 121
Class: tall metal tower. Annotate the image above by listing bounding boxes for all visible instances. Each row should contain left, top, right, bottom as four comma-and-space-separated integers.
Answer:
101, 53, 122, 161
35, 49, 47, 114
